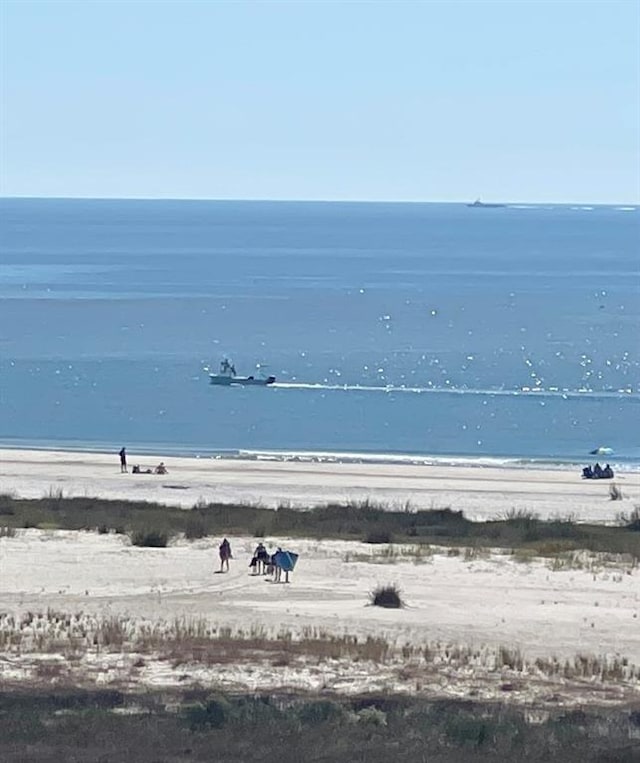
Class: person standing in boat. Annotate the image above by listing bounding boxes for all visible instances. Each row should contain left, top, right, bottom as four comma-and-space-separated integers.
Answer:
220, 358, 236, 376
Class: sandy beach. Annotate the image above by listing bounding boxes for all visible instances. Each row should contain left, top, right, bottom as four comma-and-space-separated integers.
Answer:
1, 528, 639, 705
1, 447, 639, 706
1, 447, 638, 522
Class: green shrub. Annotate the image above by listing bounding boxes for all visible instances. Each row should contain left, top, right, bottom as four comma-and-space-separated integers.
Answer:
445, 714, 490, 747
370, 584, 403, 609
541, 521, 582, 540
181, 702, 209, 730
0, 496, 15, 516
297, 699, 346, 725
617, 508, 640, 531
357, 706, 387, 726
627, 508, 640, 532
182, 695, 236, 730
184, 517, 208, 540
129, 529, 170, 547
365, 529, 393, 544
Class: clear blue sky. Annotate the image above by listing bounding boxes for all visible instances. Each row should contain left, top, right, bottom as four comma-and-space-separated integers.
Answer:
1, 0, 638, 203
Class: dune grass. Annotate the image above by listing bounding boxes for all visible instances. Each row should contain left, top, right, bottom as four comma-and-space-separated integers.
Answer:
0, 494, 638, 558
1, 609, 637, 686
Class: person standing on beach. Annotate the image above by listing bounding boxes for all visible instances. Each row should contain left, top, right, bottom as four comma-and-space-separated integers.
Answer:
119, 447, 127, 473
219, 538, 232, 573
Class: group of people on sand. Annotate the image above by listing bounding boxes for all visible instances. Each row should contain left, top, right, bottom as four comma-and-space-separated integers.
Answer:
249, 541, 298, 583
582, 462, 614, 480
119, 447, 167, 475
216, 539, 298, 583
132, 462, 167, 475
118, 447, 297, 581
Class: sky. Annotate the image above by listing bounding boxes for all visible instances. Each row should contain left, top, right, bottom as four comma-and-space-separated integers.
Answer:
0, 0, 638, 204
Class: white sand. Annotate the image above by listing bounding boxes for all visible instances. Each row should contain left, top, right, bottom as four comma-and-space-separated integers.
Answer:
0, 529, 638, 703
1, 447, 638, 703
2, 531, 638, 660
1, 447, 638, 522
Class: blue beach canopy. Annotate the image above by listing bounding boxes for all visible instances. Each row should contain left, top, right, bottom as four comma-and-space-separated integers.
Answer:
274, 550, 298, 572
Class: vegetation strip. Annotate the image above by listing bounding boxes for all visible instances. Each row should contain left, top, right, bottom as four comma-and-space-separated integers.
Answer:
0, 687, 638, 762
1, 494, 638, 557
1, 611, 637, 684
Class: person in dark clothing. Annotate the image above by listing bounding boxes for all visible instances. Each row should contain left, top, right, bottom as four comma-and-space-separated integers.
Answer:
219, 538, 232, 573
250, 542, 270, 574
119, 447, 127, 473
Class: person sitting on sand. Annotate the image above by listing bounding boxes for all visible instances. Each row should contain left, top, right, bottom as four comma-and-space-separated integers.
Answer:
582, 465, 593, 479
593, 462, 603, 478
219, 538, 232, 573
154, 462, 167, 475
251, 542, 270, 574
602, 464, 614, 479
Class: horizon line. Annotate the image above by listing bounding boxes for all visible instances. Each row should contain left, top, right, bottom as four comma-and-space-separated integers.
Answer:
1, 194, 638, 207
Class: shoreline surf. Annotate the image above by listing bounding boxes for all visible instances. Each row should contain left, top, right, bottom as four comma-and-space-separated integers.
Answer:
0, 440, 637, 472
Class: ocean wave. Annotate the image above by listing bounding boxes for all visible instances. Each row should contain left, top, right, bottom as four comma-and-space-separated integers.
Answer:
2, 440, 637, 471
235, 449, 517, 467
228, 448, 639, 471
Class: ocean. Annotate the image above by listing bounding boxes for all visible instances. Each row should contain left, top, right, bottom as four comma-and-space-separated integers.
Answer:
0, 198, 638, 468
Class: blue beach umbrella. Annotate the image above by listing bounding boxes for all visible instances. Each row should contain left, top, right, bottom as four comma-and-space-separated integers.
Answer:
274, 550, 298, 572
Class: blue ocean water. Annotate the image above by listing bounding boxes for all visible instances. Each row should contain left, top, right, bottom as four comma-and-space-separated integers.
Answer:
0, 198, 638, 466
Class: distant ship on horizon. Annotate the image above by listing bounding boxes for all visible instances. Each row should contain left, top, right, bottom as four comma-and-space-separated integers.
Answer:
467, 198, 506, 208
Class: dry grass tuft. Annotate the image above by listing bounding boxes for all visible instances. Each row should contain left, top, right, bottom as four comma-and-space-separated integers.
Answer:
609, 483, 624, 501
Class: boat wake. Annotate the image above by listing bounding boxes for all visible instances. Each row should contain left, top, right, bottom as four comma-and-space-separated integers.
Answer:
271, 382, 636, 400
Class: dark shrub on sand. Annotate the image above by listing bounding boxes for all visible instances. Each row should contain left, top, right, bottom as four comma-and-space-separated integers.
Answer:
370, 584, 403, 609
184, 517, 208, 540
365, 529, 393, 544
129, 529, 170, 547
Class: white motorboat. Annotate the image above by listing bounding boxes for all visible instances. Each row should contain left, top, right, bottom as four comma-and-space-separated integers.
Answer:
208, 359, 275, 386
